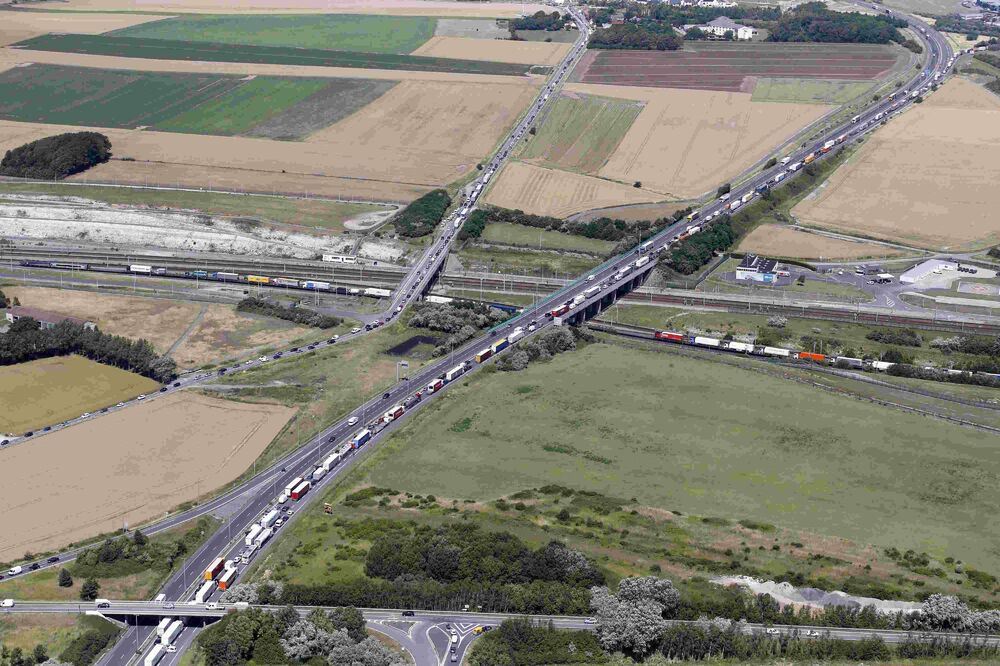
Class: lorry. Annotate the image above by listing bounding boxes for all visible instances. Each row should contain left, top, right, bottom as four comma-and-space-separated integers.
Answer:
803, 153, 816, 164
635, 256, 650, 269
195, 581, 215, 604
403, 392, 422, 409
444, 364, 466, 382
351, 429, 372, 449
290, 481, 311, 501
205, 557, 225, 581
426, 378, 444, 393
260, 509, 280, 529
217, 567, 238, 592
584, 285, 600, 298
312, 466, 327, 482
475, 348, 493, 363
571, 294, 586, 307
240, 544, 258, 564
144, 644, 165, 666
156, 618, 172, 638
740, 192, 753, 204
245, 524, 263, 547
283, 477, 303, 497
161, 620, 183, 646
383, 405, 405, 421
508, 328, 524, 345
322, 452, 340, 472
787, 161, 802, 172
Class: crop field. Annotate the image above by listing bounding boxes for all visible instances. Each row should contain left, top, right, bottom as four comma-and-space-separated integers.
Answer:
0, 11, 163, 46
0, 64, 395, 139
483, 161, 660, 218
30, 0, 550, 17
520, 92, 643, 173
432, 18, 508, 39
2, 287, 315, 369
571, 200, 691, 223
0, 183, 393, 232
479, 222, 615, 253
737, 224, 907, 260
0, 392, 293, 561
0, 356, 159, 435
412, 36, 571, 66
14, 34, 535, 77
565, 82, 828, 200
108, 14, 436, 54
573, 43, 900, 92
353, 342, 1000, 573
751, 77, 877, 104
793, 78, 1000, 251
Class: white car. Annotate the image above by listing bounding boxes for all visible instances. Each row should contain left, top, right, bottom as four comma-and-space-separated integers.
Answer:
259, 356, 268, 362
805, 630, 820, 638
348, 417, 359, 426
584, 617, 596, 625
351, 327, 362, 334
396, 306, 403, 313
116, 402, 125, 408
137, 395, 146, 401
165, 646, 177, 653
246, 360, 255, 365
82, 412, 91, 418
765, 628, 780, 636
586, 274, 596, 282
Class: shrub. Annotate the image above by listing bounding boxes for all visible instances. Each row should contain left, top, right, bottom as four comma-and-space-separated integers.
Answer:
236, 297, 340, 328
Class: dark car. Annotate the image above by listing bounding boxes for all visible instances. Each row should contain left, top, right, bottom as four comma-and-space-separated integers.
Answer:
401, 611, 415, 617
101, 407, 109, 413
0, 440, 8, 446
173, 382, 181, 387
308, 345, 316, 350
290, 347, 299, 352
30, 563, 39, 570
383, 392, 390, 400
47, 556, 60, 563
24, 431, 33, 437
218, 368, 227, 375
160, 387, 168, 392
43, 425, 51, 431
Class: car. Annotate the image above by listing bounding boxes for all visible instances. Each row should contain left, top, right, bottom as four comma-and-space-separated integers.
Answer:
450, 646, 456, 654
482, 626, 493, 633
42, 425, 51, 431
82, 412, 91, 418
165, 646, 177, 653
117, 402, 125, 408
765, 628, 780, 636
275, 518, 284, 528
383, 392, 390, 400
259, 356, 268, 362
308, 345, 316, 350
218, 368, 227, 375
450, 655, 457, 663
328, 336, 339, 343
100, 407, 109, 413
450, 629, 457, 637
23, 432, 33, 438
246, 359, 254, 365
29, 563, 39, 570
867, 279, 875, 284
396, 306, 403, 313
159, 387, 168, 392
352, 327, 362, 334
286, 509, 295, 516
584, 618, 597, 625
347, 417, 359, 426
47, 556, 59, 563
137, 395, 146, 400
805, 630, 820, 638
401, 610, 415, 617
206, 602, 219, 610
0, 440, 7, 446
273, 353, 283, 359
164, 602, 175, 609
173, 382, 181, 387
586, 274, 596, 282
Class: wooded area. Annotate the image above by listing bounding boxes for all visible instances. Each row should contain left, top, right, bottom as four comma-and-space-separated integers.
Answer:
0, 131, 111, 180
392, 189, 451, 238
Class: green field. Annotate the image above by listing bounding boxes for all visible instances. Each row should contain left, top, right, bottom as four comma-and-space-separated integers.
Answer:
751, 77, 877, 104
0, 183, 392, 233
15, 34, 535, 76
520, 93, 643, 173
0, 65, 392, 139
0, 355, 159, 434
347, 342, 1000, 573
456, 246, 602, 276
0, 615, 116, 662
480, 223, 616, 254
109, 14, 436, 54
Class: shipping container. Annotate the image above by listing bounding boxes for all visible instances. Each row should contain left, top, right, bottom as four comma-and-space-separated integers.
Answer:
253, 527, 273, 548
303, 281, 331, 291
190, 270, 208, 279
260, 510, 279, 529
205, 557, 225, 581
291, 481, 311, 500
161, 620, 183, 646
797, 352, 826, 363
726, 341, 753, 353
762, 346, 791, 358
195, 581, 215, 603
157, 618, 172, 637
246, 275, 270, 285
217, 567, 237, 591
351, 429, 372, 449
491, 338, 509, 354
444, 365, 466, 382
364, 287, 392, 298
245, 524, 263, 546
475, 348, 493, 363
693, 336, 721, 348
144, 644, 165, 666
283, 477, 303, 496
426, 378, 444, 393
212, 272, 239, 281
129, 264, 152, 274
273, 277, 298, 287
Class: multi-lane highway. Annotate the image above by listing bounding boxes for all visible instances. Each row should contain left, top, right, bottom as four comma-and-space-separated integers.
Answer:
3, 7, 961, 666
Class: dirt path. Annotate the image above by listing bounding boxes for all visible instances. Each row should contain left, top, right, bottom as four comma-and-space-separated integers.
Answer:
165, 302, 207, 358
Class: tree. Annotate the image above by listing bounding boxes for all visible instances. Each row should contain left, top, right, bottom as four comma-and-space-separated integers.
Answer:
58, 568, 73, 588
0, 132, 111, 180
132, 529, 148, 547
764, 157, 778, 168
250, 623, 285, 665
717, 183, 731, 196
79, 578, 100, 601
685, 26, 707, 39
633, 181, 642, 188
32, 645, 47, 664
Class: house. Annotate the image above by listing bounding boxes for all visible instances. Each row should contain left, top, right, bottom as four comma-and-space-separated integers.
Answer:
695, 16, 758, 40
4, 306, 96, 331
735, 254, 777, 283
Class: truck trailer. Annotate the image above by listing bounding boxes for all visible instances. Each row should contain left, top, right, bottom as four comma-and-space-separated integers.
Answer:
195, 581, 215, 603
161, 620, 183, 646
245, 524, 262, 547
260, 509, 279, 529
204, 557, 225, 581
290, 481, 311, 501
144, 644, 165, 666
351, 429, 372, 449
217, 567, 237, 592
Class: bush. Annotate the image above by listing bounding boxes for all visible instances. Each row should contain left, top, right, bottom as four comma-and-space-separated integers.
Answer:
58, 568, 73, 587
59, 619, 120, 666
236, 297, 340, 328
392, 189, 451, 238
512, 10, 567, 30
1, 131, 111, 180
866, 327, 922, 347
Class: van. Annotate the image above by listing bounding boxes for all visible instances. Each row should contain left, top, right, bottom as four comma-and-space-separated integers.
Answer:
154, 593, 166, 603
0, 599, 13, 608
6, 567, 22, 576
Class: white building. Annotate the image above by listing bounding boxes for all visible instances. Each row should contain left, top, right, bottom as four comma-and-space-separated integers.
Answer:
898, 259, 958, 284
735, 254, 777, 282
695, 16, 758, 40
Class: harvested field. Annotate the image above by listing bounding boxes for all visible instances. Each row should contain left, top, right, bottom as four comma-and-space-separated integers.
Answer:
0, 392, 294, 560
737, 224, 907, 260
411, 36, 570, 66
0, 356, 159, 435
14, 34, 535, 77
751, 77, 876, 104
0, 64, 392, 139
482, 161, 660, 218
27, 0, 550, 17
433, 18, 507, 39
792, 78, 1000, 251
566, 83, 829, 199
110, 13, 436, 53
0, 10, 164, 46
573, 43, 900, 92
2, 287, 313, 368
520, 91, 643, 172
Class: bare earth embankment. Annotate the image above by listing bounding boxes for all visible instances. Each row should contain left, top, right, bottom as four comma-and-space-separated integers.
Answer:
793, 78, 1000, 251
0, 392, 293, 560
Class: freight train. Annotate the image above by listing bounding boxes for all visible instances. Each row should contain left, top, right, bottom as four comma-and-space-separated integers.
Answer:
17, 260, 392, 298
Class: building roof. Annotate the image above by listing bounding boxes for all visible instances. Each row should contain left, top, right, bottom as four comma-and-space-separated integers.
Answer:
737, 254, 777, 273
5, 306, 90, 326
706, 16, 747, 30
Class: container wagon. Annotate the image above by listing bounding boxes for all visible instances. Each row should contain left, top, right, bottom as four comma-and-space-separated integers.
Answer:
303, 281, 331, 290
273, 277, 299, 287
246, 275, 270, 285
129, 264, 152, 274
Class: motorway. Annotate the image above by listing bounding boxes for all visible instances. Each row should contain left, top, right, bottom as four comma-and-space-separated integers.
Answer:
2, 6, 959, 666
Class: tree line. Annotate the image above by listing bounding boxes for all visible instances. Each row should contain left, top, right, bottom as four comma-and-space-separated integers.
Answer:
0, 317, 176, 382
460, 206, 690, 245
662, 218, 737, 275
512, 10, 568, 31
938, 14, 1000, 38
392, 189, 451, 238
0, 131, 111, 180
236, 297, 341, 329
767, 2, 908, 44
588, 23, 683, 50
